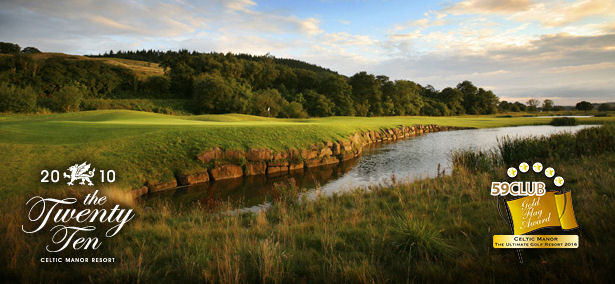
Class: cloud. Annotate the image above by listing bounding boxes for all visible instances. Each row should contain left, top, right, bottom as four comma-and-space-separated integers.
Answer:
299, 18, 324, 36
514, 0, 614, 27
547, 62, 615, 73
338, 20, 351, 25
371, 32, 615, 104
393, 10, 448, 32
0, 0, 324, 53
450, 0, 615, 27
88, 15, 144, 34
322, 32, 377, 46
385, 19, 536, 57
223, 0, 257, 12
450, 0, 532, 13
0, 0, 207, 39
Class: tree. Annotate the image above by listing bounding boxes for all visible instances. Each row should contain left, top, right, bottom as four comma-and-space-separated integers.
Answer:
49, 84, 85, 112
303, 90, 334, 117
354, 102, 370, 116
0, 42, 21, 54
168, 61, 195, 99
475, 88, 498, 114
280, 102, 308, 118
247, 89, 288, 117
0, 83, 37, 113
457, 80, 479, 114
439, 87, 464, 115
420, 98, 450, 116
542, 99, 554, 111
22, 47, 41, 54
141, 76, 170, 98
514, 101, 527, 112
598, 103, 612, 111
192, 74, 251, 114
248, 57, 279, 90
499, 101, 512, 112
380, 79, 395, 115
450, 83, 497, 114
389, 80, 423, 115
527, 98, 540, 112
349, 72, 383, 116
575, 101, 593, 111
319, 75, 354, 116
420, 84, 439, 100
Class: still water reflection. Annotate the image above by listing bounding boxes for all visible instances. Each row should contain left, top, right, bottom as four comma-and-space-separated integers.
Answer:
145, 124, 597, 210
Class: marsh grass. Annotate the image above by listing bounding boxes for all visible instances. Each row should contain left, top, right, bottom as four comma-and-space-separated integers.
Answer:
452, 123, 615, 168
499, 124, 614, 165
271, 178, 301, 206
389, 213, 456, 262
451, 149, 500, 173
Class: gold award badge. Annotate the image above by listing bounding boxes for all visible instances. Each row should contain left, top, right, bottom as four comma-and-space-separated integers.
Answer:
491, 162, 579, 260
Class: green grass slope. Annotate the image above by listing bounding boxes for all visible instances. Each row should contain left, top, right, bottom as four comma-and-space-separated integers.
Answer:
1, 110, 613, 196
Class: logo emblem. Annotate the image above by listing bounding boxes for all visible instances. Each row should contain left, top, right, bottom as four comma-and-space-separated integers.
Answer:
63, 162, 96, 186
491, 161, 579, 263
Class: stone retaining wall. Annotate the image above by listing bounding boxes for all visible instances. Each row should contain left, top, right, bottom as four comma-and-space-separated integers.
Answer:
131, 124, 469, 198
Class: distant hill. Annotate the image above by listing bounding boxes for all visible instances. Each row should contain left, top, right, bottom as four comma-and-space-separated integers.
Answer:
235, 53, 337, 75
1, 42, 502, 118
2, 52, 165, 79
88, 49, 337, 76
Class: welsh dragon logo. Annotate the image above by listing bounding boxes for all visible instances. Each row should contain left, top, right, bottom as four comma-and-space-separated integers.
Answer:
64, 162, 95, 186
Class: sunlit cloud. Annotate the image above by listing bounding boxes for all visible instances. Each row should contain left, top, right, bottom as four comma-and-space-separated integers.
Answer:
450, 0, 615, 27
451, 0, 532, 13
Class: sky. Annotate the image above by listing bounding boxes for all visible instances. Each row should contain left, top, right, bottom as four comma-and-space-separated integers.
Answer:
1, 0, 614, 105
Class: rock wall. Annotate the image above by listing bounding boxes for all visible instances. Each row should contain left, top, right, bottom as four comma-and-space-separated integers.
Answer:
132, 124, 469, 197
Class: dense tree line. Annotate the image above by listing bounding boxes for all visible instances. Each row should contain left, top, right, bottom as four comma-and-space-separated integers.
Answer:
95, 49, 337, 74
0, 51, 142, 112
7, 43, 600, 117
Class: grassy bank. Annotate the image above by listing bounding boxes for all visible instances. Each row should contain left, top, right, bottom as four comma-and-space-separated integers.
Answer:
1, 124, 614, 282
1, 110, 614, 197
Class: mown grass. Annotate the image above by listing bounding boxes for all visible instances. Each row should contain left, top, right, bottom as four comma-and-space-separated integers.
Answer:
1, 126, 614, 282
2, 110, 614, 198
497, 110, 615, 117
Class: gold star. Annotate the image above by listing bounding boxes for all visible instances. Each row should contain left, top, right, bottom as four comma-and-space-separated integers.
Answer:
554, 176, 564, 187
520, 163, 528, 172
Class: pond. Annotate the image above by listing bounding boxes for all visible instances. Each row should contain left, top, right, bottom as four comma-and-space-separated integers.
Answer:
145, 124, 598, 210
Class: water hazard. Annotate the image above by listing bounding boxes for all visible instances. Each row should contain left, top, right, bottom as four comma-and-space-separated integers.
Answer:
145, 124, 598, 209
